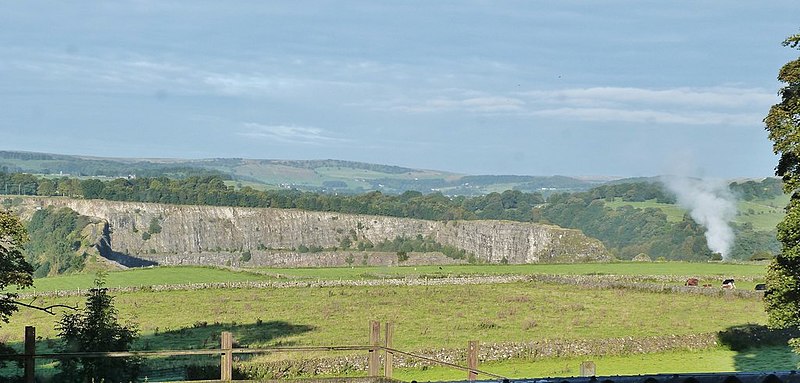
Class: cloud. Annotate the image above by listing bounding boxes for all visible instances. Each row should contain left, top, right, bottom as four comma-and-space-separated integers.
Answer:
374, 85, 775, 126
381, 95, 525, 113
519, 86, 775, 109
239, 123, 348, 145
528, 107, 763, 126
520, 86, 775, 126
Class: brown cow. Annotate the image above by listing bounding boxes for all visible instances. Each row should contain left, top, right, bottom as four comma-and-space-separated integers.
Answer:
685, 278, 699, 287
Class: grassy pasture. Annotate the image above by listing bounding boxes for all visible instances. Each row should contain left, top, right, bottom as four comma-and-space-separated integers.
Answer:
605, 195, 788, 232
255, 262, 767, 280
10, 262, 768, 293
736, 195, 789, 232
15, 266, 275, 292
605, 199, 686, 222
0, 262, 780, 379
3, 281, 766, 352
387, 346, 799, 381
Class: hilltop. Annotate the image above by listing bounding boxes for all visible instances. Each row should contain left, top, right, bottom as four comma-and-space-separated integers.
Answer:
0, 150, 609, 195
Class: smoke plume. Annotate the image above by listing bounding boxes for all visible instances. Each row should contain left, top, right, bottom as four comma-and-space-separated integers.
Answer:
661, 176, 737, 261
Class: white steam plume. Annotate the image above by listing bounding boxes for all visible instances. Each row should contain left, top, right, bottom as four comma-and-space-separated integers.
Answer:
661, 176, 737, 261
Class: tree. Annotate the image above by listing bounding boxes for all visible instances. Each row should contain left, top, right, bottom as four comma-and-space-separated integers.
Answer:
55, 273, 140, 382
0, 210, 34, 325
764, 32, 800, 329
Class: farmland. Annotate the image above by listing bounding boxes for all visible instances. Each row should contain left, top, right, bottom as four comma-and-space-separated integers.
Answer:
604, 194, 789, 232
0, 262, 791, 381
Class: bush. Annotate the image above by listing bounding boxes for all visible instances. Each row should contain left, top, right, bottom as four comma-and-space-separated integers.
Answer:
397, 251, 409, 262
55, 273, 140, 382
750, 250, 774, 261
717, 324, 800, 351
239, 250, 252, 262
148, 217, 162, 234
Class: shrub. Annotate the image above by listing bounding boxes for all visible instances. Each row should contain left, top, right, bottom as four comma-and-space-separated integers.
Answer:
55, 273, 140, 382
148, 217, 162, 234
240, 250, 252, 262
717, 324, 800, 351
397, 251, 409, 262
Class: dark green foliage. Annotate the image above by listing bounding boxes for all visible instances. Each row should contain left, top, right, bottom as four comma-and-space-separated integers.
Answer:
397, 251, 409, 262
0, 172, 38, 195
80, 179, 105, 199
148, 217, 162, 234
730, 178, 784, 201
718, 324, 800, 351
373, 235, 473, 261
338, 236, 352, 249
539, 181, 781, 261
55, 274, 140, 383
764, 32, 800, 330
588, 181, 675, 203
539, 193, 713, 261
240, 250, 252, 262
0, 210, 34, 325
25, 207, 90, 276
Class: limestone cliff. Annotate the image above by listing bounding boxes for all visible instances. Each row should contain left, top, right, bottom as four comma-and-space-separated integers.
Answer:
13, 197, 609, 267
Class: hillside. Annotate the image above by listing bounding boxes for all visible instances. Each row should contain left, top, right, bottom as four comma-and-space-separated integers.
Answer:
0, 150, 605, 195
10, 197, 610, 269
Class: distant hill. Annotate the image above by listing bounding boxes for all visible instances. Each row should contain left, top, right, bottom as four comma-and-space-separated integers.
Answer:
0, 150, 605, 195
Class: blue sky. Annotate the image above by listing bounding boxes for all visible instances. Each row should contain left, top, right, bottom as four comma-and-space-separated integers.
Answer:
1, 1, 797, 178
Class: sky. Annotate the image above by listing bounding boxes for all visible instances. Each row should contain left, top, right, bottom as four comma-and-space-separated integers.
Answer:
1, 1, 798, 178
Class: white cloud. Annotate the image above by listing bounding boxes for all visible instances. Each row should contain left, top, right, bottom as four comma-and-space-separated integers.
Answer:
519, 86, 776, 109
529, 107, 762, 126
383, 95, 525, 113
374, 85, 775, 126
239, 123, 348, 145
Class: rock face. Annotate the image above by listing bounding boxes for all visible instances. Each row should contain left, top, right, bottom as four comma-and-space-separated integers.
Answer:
13, 197, 610, 267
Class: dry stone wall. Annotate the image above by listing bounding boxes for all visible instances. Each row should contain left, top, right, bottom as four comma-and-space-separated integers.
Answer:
13, 197, 609, 266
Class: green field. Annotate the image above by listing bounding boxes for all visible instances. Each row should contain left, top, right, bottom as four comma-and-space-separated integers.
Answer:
255, 262, 767, 280
15, 266, 275, 292
9, 262, 768, 293
605, 199, 687, 222
605, 195, 788, 232
387, 346, 799, 381
0, 262, 788, 381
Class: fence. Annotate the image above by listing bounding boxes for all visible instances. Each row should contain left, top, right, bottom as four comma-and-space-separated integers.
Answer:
4, 321, 507, 383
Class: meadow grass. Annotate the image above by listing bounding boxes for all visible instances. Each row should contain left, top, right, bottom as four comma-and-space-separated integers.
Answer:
255, 262, 767, 280
10, 262, 767, 293
0, 266, 779, 380
386, 346, 799, 381
736, 195, 789, 232
605, 199, 687, 222
605, 195, 788, 232
17, 266, 274, 292
2, 281, 766, 352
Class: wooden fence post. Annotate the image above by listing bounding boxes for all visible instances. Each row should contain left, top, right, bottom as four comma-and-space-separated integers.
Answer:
368, 320, 381, 377
384, 322, 394, 379
580, 361, 596, 376
24, 326, 35, 383
467, 340, 478, 381
220, 331, 233, 381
